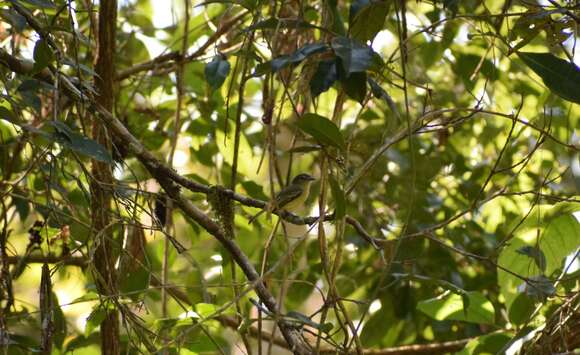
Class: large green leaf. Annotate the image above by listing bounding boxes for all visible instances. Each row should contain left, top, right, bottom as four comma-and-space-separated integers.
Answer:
296, 113, 345, 151
341, 72, 367, 103
349, 0, 389, 42
417, 291, 495, 324
49, 121, 113, 164
310, 59, 338, 97
331, 37, 375, 74
517, 52, 580, 103
456, 332, 512, 355
253, 43, 328, 76
33, 39, 55, 72
497, 203, 580, 322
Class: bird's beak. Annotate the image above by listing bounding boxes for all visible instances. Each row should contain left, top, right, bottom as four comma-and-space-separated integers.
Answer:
306, 175, 316, 181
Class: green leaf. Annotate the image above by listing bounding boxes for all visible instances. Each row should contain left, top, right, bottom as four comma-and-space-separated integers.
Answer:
194, 303, 219, 318
341, 72, 367, 103
349, 0, 389, 42
254, 43, 328, 76
205, 55, 231, 91
0, 106, 18, 123
310, 59, 338, 97
516, 245, 547, 272
288, 145, 322, 154
241, 180, 269, 201
360, 297, 403, 347
368, 78, 399, 118
296, 113, 345, 151
119, 265, 150, 296
331, 37, 375, 74
51, 292, 67, 349
508, 293, 535, 326
498, 203, 580, 318
456, 332, 513, 355
33, 39, 55, 72
517, 52, 580, 103
85, 306, 107, 336
417, 291, 495, 324
324, 0, 346, 35
329, 175, 346, 218
49, 121, 113, 164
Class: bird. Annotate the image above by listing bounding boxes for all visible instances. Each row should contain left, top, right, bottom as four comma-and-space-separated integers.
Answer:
249, 173, 316, 224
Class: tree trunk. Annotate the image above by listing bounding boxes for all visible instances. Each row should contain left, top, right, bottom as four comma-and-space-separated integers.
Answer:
92, 0, 119, 353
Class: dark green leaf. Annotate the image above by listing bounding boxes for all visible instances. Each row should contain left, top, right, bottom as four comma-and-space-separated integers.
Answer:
341, 72, 367, 103
310, 59, 338, 97
12, 187, 30, 221
331, 36, 375, 74
288, 145, 322, 153
241, 180, 269, 201
508, 293, 535, 325
360, 298, 402, 347
457, 333, 513, 355
119, 266, 150, 296
328, 175, 346, 218
33, 39, 55, 72
51, 292, 67, 349
205, 55, 231, 91
49, 121, 113, 164
0, 106, 18, 123
516, 245, 547, 272
85, 306, 107, 336
349, 0, 389, 42
443, 0, 459, 17
368, 78, 399, 118
325, 0, 346, 35
517, 52, 580, 103
253, 43, 328, 76
296, 113, 345, 151
289, 43, 328, 62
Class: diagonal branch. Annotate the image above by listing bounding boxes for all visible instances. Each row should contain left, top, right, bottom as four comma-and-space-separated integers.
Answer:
0, 48, 311, 354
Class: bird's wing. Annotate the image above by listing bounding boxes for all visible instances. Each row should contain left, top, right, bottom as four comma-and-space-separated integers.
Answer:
274, 185, 303, 208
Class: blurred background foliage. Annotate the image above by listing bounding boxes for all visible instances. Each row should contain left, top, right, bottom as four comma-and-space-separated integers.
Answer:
0, 0, 579, 354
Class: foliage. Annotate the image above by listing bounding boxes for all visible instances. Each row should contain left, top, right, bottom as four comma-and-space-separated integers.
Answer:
0, 0, 578, 354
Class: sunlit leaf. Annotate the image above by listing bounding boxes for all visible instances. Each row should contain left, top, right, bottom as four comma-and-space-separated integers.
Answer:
417, 291, 495, 324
